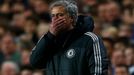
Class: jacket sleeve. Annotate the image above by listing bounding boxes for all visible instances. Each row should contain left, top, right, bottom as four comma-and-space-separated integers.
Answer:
85, 32, 109, 75
30, 32, 59, 69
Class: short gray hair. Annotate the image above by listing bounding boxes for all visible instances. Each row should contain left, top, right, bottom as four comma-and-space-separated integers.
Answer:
50, 0, 78, 24
1, 61, 20, 73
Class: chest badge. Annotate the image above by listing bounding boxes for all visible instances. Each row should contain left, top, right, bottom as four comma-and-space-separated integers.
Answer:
66, 49, 75, 58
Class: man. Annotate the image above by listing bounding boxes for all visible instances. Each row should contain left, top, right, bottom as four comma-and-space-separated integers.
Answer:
0, 61, 19, 75
20, 66, 33, 75
114, 65, 130, 75
0, 33, 21, 64
30, 1, 108, 75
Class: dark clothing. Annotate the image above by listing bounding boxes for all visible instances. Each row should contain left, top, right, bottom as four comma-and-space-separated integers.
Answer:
0, 51, 4, 65
30, 15, 108, 75
0, 51, 21, 65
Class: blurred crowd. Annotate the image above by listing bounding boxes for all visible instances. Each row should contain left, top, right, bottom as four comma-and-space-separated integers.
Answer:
0, 0, 133, 75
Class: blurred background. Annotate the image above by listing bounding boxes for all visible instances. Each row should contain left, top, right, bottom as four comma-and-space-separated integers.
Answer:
0, 0, 133, 75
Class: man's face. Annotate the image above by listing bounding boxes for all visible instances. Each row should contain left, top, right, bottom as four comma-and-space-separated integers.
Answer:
112, 50, 125, 66
1, 63, 17, 75
50, 6, 73, 31
115, 67, 129, 75
125, 48, 134, 65
21, 70, 32, 75
1, 35, 16, 55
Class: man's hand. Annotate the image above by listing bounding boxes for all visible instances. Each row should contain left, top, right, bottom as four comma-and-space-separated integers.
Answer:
49, 17, 67, 36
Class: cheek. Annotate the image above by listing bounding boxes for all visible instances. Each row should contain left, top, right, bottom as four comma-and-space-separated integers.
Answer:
65, 19, 69, 23
65, 18, 72, 24
65, 20, 71, 26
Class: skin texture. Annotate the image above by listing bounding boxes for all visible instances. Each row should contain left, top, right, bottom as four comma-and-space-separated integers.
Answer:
50, 6, 74, 36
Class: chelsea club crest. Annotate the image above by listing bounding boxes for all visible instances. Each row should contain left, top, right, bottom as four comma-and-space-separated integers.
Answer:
66, 49, 75, 58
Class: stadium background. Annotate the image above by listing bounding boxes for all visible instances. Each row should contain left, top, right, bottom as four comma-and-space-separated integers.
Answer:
0, 0, 133, 75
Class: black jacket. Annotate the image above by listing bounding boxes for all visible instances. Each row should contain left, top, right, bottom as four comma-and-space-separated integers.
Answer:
30, 15, 108, 75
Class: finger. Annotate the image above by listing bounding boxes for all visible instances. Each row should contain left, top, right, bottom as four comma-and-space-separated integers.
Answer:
52, 17, 60, 22
53, 17, 65, 24
53, 19, 66, 27
54, 24, 65, 32
50, 21, 65, 29
53, 22, 65, 27
51, 18, 64, 27
51, 18, 64, 25
53, 21, 66, 28
50, 22, 66, 35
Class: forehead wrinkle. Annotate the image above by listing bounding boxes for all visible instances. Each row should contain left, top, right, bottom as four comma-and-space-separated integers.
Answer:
51, 6, 67, 13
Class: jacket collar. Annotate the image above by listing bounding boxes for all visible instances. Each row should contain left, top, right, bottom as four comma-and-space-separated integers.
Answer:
62, 15, 94, 49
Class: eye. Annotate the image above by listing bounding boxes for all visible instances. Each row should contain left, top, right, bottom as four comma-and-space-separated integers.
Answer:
57, 13, 64, 17
51, 14, 55, 17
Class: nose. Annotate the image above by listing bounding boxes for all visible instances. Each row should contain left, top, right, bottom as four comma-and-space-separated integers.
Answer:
52, 16, 57, 22
53, 16, 58, 19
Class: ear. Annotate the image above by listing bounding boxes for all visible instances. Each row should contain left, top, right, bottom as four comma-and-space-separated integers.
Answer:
70, 17, 74, 22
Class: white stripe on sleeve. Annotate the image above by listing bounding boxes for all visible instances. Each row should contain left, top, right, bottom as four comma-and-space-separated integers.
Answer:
85, 32, 102, 74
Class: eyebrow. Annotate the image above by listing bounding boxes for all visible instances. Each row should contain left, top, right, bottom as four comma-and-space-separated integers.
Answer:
51, 12, 65, 17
